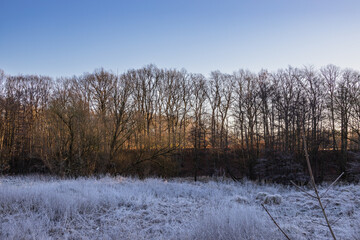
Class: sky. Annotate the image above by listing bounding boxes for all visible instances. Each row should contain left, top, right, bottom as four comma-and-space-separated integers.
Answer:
1, 0, 360, 78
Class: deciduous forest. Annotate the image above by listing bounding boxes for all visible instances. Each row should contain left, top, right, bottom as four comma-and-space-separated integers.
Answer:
1, 65, 360, 182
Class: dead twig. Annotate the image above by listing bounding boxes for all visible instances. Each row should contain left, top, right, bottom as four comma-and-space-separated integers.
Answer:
330, 216, 342, 226
321, 172, 344, 198
302, 131, 337, 240
261, 203, 291, 240
290, 180, 316, 199
311, 220, 329, 227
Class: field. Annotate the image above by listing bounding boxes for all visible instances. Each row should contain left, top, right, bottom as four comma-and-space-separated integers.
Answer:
0, 175, 359, 240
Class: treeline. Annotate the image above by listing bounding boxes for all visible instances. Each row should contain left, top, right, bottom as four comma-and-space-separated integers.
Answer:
1, 65, 360, 181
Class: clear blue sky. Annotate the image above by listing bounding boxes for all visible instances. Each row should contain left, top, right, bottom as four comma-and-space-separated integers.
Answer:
1, 0, 359, 78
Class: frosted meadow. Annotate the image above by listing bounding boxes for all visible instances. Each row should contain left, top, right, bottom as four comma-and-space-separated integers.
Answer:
0, 175, 359, 240
2, 0, 360, 239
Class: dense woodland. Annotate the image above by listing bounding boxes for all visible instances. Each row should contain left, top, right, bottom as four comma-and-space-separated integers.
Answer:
1, 65, 360, 182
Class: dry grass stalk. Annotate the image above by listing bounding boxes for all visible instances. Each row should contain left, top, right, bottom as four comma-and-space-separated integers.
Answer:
302, 132, 337, 240
262, 129, 343, 240
261, 203, 291, 240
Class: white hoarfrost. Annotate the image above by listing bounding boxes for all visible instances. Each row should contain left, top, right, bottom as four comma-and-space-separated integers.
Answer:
0, 175, 359, 240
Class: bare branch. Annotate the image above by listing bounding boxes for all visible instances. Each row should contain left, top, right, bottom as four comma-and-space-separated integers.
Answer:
261, 204, 292, 240
302, 131, 337, 240
321, 172, 344, 198
290, 180, 316, 199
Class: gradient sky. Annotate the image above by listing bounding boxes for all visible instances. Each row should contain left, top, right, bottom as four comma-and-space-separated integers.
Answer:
1, 0, 360, 78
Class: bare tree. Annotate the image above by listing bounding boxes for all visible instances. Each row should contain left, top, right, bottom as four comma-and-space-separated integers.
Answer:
348, 71, 360, 150
335, 69, 354, 171
47, 77, 97, 175
163, 69, 182, 148
321, 65, 340, 151
233, 70, 246, 151
272, 67, 299, 153
190, 74, 208, 181
179, 69, 192, 150
257, 70, 273, 152
107, 72, 135, 171
207, 71, 234, 172
132, 65, 160, 149
84, 69, 116, 166
301, 67, 325, 173
0, 69, 8, 172
208, 71, 221, 150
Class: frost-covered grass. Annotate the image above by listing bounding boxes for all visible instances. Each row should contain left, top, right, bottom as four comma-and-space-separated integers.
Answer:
0, 175, 359, 240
